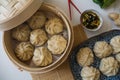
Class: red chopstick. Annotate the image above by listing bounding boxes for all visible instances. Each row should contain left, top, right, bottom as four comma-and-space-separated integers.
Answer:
68, 0, 81, 20
68, 0, 72, 20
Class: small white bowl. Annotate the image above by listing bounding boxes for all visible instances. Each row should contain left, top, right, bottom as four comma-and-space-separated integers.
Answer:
80, 9, 103, 31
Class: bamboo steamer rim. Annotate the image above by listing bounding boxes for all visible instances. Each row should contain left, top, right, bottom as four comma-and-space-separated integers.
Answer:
3, 3, 74, 73
0, 0, 43, 31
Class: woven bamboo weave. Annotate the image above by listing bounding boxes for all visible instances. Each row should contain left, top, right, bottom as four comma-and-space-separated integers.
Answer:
0, 0, 32, 21
0, 0, 42, 31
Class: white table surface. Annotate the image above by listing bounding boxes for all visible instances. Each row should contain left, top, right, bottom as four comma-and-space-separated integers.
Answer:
0, 0, 120, 80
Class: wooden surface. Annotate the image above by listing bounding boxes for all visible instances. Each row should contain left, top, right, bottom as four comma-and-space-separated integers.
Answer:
31, 24, 87, 80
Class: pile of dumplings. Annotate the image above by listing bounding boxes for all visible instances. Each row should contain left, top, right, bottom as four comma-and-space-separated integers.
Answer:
11, 10, 68, 67
77, 35, 120, 80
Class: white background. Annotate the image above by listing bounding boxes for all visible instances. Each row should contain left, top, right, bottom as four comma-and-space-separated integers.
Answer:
0, 0, 120, 80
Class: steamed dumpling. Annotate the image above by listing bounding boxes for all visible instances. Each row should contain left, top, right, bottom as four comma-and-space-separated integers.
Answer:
27, 11, 46, 29
30, 29, 48, 46
45, 17, 64, 35
15, 42, 34, 61
47, 35, 67, 54
115, 53, 120, 62
32, 47, 53, 66
81, 66, 100, 80
77, 47, 94, 67
93, 41, 113, 58
110, 36, 120, 54
12, 23, 31, 42
99, 57, 119, 76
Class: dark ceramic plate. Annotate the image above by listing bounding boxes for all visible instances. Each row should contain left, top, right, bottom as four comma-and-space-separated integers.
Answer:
70, 30, 120, 80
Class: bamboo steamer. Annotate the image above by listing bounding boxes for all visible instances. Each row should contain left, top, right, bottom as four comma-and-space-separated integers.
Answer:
2, 2, 74, 73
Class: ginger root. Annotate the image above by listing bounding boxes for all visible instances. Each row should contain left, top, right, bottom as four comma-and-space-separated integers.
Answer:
109, 13, 120, 26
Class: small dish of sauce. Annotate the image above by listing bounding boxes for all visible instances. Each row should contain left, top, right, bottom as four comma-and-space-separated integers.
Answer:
80, 9, 103, 31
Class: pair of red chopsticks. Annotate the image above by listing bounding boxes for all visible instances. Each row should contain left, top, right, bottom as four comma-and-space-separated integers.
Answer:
68, 0, 81, 20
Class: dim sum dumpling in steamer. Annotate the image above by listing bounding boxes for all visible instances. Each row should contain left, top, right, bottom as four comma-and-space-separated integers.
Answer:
27, 11, 46, 29
45, 17, 64, 35
12, 23, 31, 42
32, 47, 53, 66
47, 35, 67, 54
15, 42, 34, 61
30, 29, 48, 46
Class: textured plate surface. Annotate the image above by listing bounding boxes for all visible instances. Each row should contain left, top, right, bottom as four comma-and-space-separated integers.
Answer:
70, 30, 120, 80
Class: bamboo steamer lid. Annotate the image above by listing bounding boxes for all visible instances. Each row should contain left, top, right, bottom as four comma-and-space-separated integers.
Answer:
0, 0, 43, 31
